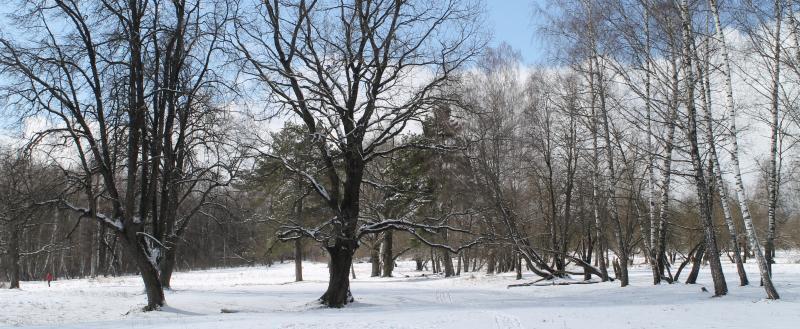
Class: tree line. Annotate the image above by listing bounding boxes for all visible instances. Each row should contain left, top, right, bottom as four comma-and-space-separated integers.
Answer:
1, 0, 800, 310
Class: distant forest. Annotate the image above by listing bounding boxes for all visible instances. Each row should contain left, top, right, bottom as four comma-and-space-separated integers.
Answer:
1, 0, 798, 309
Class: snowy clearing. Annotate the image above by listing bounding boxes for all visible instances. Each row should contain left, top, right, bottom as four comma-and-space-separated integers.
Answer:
2, 257, 799, 329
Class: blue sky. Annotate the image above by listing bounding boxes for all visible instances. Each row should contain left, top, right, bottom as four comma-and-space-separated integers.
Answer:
486, 0, 546, 64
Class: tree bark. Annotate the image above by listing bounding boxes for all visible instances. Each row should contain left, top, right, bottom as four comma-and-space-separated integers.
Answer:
462, 249, 470, 273
381, 231, 393, 277
8, 224, 20, 289
486, 248, 496, 274
642, 0, 662, 286
320, 239, 357, 308
595, 54, 627, 287
656, 60, 679, 283
456, 253, 462, 276
765, 0, 783, 278
371, 240, 381, 277
120, 231, 165, 310
708, 0, 780, 299
686, 243, 705, 284
680, 0, 727, 296
589, 57, 609, 283
159, 247, 178, 289
696, 36, 748, 286
295, 238, 304, 282
442, 249, 455, 277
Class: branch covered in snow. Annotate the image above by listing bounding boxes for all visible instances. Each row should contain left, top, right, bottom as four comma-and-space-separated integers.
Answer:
37, 199, 123, 231
277, 216, 337, 242
406, 229, 483, 254
358, 219, 473, 237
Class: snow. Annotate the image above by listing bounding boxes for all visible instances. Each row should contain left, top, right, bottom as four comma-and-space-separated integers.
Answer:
2, 254, 800, 329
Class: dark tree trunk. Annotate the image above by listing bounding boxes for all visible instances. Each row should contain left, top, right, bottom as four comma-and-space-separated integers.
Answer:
155, 165, 183, 290
121, 232, 164, 311
294, 188, 305, 282
295, 238, 304, 282
582, 265, 592, 281
656, 231, 669, 282
442, 250, 455, 277
686, 243, 706, 284
370, 241, 381, 277
765, 243, 775, 277
596, 240, 609, 281
617, 254, 629, 286
456, 253, 462, 276
430, 248, 439, 273
159, 246, 178, 289
462, 249, 470, 273
742, 242, 748, 263
415, 257, 424, 271
440, 230, 454, 277
97, 224, 107, 277
680, 0, 728, 296
583, 238, 594, 281
733, 245, 748, 286
381, 231, 393, 277
8, 225, 20, 289
486, 248, 496, 274
320, 240, 357, 308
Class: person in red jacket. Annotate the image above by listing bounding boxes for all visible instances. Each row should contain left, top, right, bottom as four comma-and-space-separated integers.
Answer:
46, 273, 53, 287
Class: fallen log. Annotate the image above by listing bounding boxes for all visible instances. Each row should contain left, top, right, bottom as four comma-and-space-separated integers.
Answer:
507, 278, 601, 288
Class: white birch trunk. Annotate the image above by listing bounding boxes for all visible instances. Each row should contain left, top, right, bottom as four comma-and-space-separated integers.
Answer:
596, 55, 628, 287
643, 0, 661, 285
765, 0, 782, 277
680, 0, 727, 296
589, 58, 609, 282
708, 0, 779, 299
695, 31, 749, 286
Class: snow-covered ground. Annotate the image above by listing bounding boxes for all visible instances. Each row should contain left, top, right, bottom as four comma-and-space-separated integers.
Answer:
2, 254, 800, 329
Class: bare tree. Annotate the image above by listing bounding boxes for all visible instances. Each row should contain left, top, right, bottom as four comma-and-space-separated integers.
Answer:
679, 0, 727, 296
0, 0, 234, 309
708, 0, 780, 299
0, 150, 63, 289
232, 0, 484, 307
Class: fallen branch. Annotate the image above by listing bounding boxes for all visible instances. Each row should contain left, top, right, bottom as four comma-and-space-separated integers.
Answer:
508, 278, 601, 289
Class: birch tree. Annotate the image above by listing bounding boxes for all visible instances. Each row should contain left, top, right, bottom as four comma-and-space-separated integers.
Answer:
708, 0, 780, 299
679, 0, 727, 296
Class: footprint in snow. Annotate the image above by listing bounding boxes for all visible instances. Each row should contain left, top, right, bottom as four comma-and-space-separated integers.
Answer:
492, 312, 525, 329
